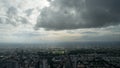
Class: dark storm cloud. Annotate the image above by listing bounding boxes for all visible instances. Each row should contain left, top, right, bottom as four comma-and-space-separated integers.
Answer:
35, 0, 120, 30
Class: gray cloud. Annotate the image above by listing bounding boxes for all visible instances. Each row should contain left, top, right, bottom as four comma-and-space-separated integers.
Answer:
80, 33, 120, 42
0, 6, 29, 26
0, 18, 2, 23
104, 25, 120, 33
35, 0, 120, 30
13, 32, 45, 37
6, 7, 18, 26
0, 0, 31, 26
7, 7, 17, 15
25, 9, 34, 16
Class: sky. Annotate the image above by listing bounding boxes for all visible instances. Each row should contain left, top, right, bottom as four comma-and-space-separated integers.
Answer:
0, 0, 120, 44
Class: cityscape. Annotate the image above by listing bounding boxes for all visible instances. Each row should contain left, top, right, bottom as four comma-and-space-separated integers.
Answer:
0, 0, 120, 68
0, 47, 120, 68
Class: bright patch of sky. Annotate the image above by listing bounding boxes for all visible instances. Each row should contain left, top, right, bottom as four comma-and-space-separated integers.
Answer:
0, 0, 120, 43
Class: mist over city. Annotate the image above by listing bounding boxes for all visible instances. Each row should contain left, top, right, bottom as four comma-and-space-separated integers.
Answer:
0, 0, 120, 68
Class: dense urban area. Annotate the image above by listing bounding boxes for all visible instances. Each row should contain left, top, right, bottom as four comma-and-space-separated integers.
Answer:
0, 48, 120, 68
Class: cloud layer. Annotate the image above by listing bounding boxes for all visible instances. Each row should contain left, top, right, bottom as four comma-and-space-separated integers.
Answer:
0, 0, 49, 26
0, 0, 120, 43
35, 0, 120, 30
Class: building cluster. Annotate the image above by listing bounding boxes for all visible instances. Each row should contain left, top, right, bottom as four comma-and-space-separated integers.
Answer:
0, 48, 120, 68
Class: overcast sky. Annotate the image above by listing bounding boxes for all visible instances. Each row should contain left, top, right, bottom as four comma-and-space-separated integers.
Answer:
0, 0, 120, 43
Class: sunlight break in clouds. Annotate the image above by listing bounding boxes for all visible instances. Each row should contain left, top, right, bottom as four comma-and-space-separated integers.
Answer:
0, 0, 52, 43
0, 0, 120, 43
